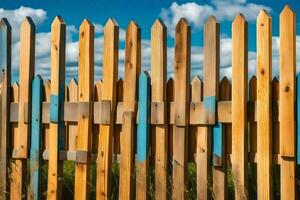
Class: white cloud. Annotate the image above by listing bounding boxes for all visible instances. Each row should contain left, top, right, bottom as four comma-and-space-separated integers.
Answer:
0, 6, 47, 42
160, 1, 271, 37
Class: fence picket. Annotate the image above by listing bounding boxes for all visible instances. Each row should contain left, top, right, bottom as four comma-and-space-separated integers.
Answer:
29, 75, 43, 200
136, 71, 151, 200
151, 19, 168, 200
119, 21, 141, 200
279, 5, 296, 200
173, 18, 190, 200
74, 19, 94, 200
10, 83, 19, 200
97, 18, 119, 200
67, 79, 78, 151
231, 13, 248, 199
0, 18, 11, 199
47, 16, 66, 200
257, 10, 272, 200
212, 77, 230, 200
11, 17, 35, 200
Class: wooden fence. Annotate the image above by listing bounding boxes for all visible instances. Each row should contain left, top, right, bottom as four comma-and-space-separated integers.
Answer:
0, 5, 298, 200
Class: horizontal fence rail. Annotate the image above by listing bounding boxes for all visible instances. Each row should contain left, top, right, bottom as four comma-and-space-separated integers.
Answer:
0, 5, 298, 200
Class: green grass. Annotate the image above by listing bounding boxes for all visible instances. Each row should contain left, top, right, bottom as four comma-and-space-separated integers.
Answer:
36, 160, 300, 199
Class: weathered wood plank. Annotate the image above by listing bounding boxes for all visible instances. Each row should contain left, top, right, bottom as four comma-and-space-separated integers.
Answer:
96, 18, 118, 200
43, 80, 51, 151
12, 17, 35, 200
10, 83, 21, 200
136, 71, 150, 200
257, 10, 272, 200
231, 14, 248, 199
172, 18, 190, 200
0, 18, 11, 199
47, 16, 66, 200
212, 78, 230, 200
249, 76, 257, 158
74, 19, 94, 200
119, 21, 141, 200
279, 5, 296, 200
151, 19, 168, 200
67, 79, 78, 151
29, 75, 43, 200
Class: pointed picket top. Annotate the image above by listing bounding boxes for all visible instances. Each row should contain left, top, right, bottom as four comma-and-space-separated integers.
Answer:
249, 75, 257, 84
33, 74, 43, 81
280, 5, 295, 18
220, 77, 231, 100
272, 76, 279, 82
105, 18, 119, 29
257, 9, 271, 24
175, 18, 189, 30
43, 79, 51, 101
21, 16, 35, 28
192, 75, 201, 83
204, 15, 218, 28
220, 76, 230, 86
167, 77, 174, 84
140, 70, 151, 81
12, 82, 19, 101
127, 20, 140, 31
0, 18, 11, 30
80, 18, 93, 30
52, 16, 65, 26
233, 13, 246, 26
151, 19, 167, 32
69, 78, 78, 87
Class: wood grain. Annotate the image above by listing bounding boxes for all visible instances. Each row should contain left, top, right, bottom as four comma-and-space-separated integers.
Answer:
0, 18, 11, 199
97, 18, 118, 200
151, 19, 168, 200
231, 14, 248, 199
279, 5, 296, 200
257, 10, 272, 200
47, 16, 66, 200
172, 18, 190, 200
119, 21, 141, 200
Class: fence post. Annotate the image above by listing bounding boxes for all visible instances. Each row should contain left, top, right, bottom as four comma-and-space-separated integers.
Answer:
151, 19, 168, 200
231, 14, 248, 199
279, 5, 296, 200
257, 10, 272, 200
0, 18, 11, 199
136, 71, 151, 200
29, 75, 43, 200
47, 16, 66, 200
97, 18, 119, 200
119, 21, 141, 200
172, 18, 190, 200
74, 19, 94, 200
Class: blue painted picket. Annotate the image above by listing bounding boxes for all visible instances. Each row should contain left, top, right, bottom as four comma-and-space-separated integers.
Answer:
29, 75, 43, 199
137, 71, 151, 162
213, 122, 223, 166
204, 95, 216, 124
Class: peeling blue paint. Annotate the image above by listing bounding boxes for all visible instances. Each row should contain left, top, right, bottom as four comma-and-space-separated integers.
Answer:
137, 71, 150, 162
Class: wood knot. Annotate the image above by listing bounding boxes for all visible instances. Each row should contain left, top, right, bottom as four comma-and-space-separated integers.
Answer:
285, 86, 290, 92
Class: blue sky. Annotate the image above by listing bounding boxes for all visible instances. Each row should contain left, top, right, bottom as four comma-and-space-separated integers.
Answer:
0, 0, 300, 82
